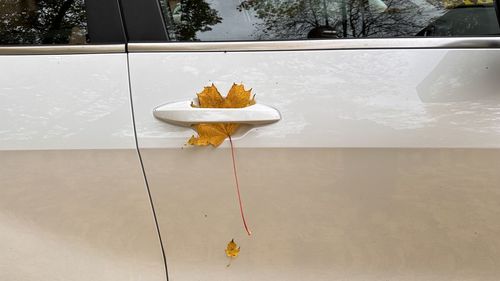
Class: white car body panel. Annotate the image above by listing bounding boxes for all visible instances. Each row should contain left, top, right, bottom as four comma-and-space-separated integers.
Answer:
131, 49, 500, 149
0, 53, 166, 280
2, 0, 500, 278
138, 147, 500, 281
0, 54, 135, 150
129, 48, 500, 280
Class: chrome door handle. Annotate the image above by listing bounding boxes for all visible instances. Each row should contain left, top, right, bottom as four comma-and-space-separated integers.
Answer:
153, 101, 281, 127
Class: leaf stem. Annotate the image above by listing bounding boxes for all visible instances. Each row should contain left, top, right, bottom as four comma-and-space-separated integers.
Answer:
228, 135, 252, 236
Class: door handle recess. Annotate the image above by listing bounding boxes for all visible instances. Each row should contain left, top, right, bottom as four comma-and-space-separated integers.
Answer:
153, 101, 281, 127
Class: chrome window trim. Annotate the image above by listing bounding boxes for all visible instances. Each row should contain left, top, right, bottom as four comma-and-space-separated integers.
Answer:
0, 44, 125, 55
2, 38, 499, 55
128, 37, 500, 52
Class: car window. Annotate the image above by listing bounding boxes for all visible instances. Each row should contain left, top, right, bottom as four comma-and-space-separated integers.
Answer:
417, 5, 500, 36
0, 0, 88, 45
158, 0, 500, 41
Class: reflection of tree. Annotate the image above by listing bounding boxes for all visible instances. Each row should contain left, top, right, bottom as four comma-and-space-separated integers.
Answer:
238, 0, 427, 39
166, 0, 222, 41
0, 0, 87, 44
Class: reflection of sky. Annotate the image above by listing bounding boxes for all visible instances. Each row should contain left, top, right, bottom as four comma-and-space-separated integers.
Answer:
196, 0, 260, 41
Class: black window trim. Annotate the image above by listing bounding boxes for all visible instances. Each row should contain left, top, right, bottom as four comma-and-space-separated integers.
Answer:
86, 0, 127, 44
117, 0, 169, 42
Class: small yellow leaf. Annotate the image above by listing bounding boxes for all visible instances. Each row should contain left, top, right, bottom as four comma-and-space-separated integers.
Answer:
225, 239, 240, 257
188, 84, 254, 147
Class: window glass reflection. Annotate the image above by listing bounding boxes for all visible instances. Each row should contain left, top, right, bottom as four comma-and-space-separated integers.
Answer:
159, 0, 499, 41
0, 0, 88, 45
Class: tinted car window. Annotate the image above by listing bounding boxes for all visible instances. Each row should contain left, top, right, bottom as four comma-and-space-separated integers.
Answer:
158, 0, 499, 41
0, 0, 88, 44
417, 6, 500, 36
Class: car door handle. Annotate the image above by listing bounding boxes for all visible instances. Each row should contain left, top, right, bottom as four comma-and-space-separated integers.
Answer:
153, 101, 281, 127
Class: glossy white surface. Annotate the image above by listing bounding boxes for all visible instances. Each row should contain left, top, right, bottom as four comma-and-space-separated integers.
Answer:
0, 54, 135, 150
141, 148, 500, 281
0, 53, 166, 280
0, 150, 166, 281
129, 49, 500, 148
153, 101, 281, 126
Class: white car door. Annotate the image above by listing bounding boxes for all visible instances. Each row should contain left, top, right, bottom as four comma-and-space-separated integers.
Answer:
127, 0, 500, 280
0, 1, 165, 280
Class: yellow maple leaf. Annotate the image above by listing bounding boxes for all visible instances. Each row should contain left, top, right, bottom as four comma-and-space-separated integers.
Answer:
188, 83, 255, 147
225, 239, 240, 257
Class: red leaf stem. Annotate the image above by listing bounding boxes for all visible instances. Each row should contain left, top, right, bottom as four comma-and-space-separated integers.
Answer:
228, 135, 252, 236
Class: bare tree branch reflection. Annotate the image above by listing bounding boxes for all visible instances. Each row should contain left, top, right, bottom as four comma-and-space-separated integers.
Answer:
238, 0, 430, 39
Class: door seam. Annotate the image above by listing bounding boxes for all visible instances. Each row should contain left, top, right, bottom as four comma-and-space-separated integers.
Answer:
125, 53, 170, 281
